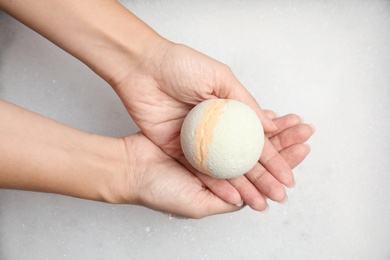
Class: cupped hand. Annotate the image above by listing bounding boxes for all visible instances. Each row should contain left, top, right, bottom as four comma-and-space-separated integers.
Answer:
119, 113, 312, 218
112, 42, 313, 210
120, 132, 238, 218
192, 111, 313, 210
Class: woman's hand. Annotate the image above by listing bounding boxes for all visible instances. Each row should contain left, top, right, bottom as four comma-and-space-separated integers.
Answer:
119, 132, 239, 218
117, 113, 313, 218
112, 44, 314, 210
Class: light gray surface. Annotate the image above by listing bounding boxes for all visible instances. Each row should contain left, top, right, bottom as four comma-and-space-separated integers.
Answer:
1, 1, 389, 259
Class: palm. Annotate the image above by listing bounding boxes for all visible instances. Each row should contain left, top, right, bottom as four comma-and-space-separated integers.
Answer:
114, 43, 313, 210
122, 133, 238, 218
117, 44, 225, 159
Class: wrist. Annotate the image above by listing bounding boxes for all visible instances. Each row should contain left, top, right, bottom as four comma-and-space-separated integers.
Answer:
66, 1, 171, 86
1, 0, 169, 88
110, 134, 160, 207
80, 135, 130, 204
110, 134, 143, 205
87, 9, 170, 86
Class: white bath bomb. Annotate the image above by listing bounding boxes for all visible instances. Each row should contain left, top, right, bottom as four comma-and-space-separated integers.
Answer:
180, 99, 264, 179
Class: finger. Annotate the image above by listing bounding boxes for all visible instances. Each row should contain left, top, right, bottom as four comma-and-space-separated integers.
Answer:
228, 175, 269, 211
264, 110, 278, 120
265, 114, 303, 138
269, 123, 315, 152
160, 186, 242, 219
191, 190, 243, 218
245, 143, 311, 202
244, 162, 287, 203
177, 154, 243, 206
194, 171, 243, 206
260, 138, 295, 188
226, 78, 278, 132
280, 143, 311, 170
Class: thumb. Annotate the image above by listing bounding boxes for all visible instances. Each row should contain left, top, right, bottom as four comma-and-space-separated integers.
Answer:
225, 78, 278, 132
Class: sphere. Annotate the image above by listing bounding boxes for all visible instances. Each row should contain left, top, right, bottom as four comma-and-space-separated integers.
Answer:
180, 99, 264, 179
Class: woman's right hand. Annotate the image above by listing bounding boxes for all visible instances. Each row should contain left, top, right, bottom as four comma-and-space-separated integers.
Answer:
116, 113, 313, 217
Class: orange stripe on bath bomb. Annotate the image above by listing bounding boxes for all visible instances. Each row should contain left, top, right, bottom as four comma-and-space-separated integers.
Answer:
194, 99, 228, 175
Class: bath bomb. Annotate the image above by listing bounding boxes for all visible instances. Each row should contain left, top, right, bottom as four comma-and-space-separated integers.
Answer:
180, 99, 264, 179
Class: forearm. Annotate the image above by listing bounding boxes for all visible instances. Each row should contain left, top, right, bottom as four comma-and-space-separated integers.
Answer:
0, 100, 125, 203
0, 0, 166, 83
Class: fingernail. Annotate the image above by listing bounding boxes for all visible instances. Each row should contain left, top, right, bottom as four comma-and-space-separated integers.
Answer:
262, 205, 269, 213
288, 182, 296, 189
308, 124, 316, 133
235, 200, 244, 207
280, 196, 288, 204
286, 179, 296, 189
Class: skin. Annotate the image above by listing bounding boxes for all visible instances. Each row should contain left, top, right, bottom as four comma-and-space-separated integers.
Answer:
0, 100, 312, 218
0, 0, 314, 217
